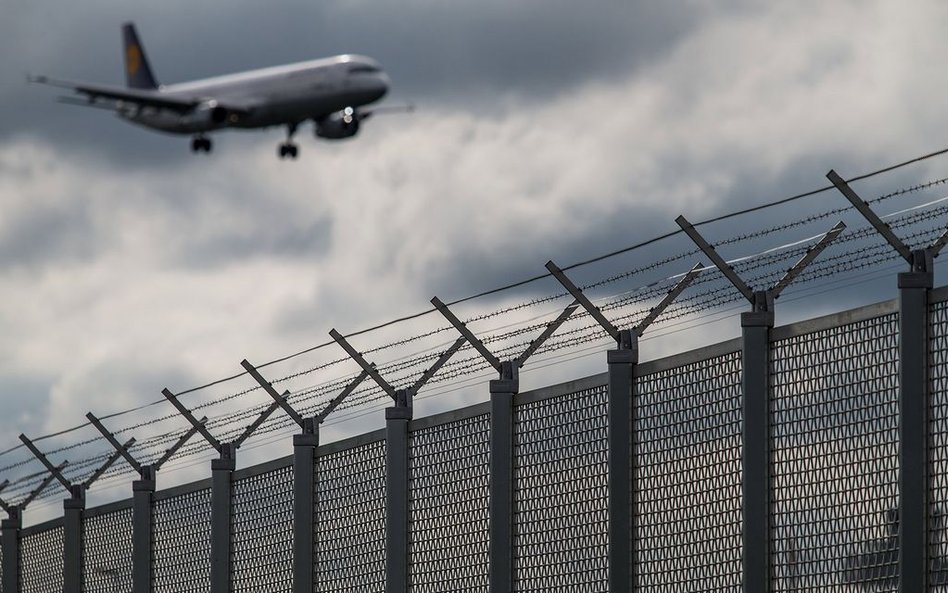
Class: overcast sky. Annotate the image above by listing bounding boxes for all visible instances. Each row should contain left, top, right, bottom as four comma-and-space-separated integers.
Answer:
2, 0, 948, 514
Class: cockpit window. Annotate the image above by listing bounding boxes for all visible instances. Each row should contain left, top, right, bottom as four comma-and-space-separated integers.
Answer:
348, 65, 379, 74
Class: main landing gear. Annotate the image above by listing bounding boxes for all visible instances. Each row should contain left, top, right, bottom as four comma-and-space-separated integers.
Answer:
278, 123, 299, 160
190, 136, 212, 153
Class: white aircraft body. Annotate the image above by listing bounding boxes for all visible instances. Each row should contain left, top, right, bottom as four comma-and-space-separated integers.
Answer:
30, 23, 400, 159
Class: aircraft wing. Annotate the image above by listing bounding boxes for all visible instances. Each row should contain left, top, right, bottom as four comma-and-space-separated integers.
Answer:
28, 75, 252, 115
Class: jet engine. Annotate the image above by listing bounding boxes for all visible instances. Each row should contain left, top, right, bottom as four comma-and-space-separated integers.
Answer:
181, 100, 233, 130
314, 107, 361, 139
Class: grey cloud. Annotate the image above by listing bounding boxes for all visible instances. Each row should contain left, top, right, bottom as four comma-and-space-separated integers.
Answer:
173, 214, 333, 269
0, 374, 54, 444
0, 200, 100, 269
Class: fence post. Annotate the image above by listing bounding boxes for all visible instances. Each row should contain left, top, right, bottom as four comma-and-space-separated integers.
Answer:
827, 169, 948, 589
742, 291, 774, 592
490, 361, 518, 593
294, 418, 317, 593
899, 249, 933, 590
608, 330, 636, 593
63, 485, 85, 593
211, 443, 235, 593
87, 411, 205, 593
133, 466, 155, 593
386, 389, 411, 593
676, 215, 844, 593
0, 470, 63, 593
2, 508, 20, 593
545, 260, 704, 593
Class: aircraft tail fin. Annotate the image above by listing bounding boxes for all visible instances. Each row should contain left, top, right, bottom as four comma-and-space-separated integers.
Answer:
122, 23, 159, 89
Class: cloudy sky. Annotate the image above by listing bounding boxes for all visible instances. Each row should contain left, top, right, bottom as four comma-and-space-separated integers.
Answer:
2, 0, 948, 514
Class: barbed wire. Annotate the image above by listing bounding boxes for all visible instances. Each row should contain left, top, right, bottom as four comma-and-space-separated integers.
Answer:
2, 160, 948, 503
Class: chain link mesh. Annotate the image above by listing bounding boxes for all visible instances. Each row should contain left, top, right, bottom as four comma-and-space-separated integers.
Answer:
233, 463, 294, 593
513, 384, 609, 592
932, 300, 948, 585
20, 524, 63, 593
634, 350, 743, 591
316, 439, 386, 592
153, 487, 211, 593
409, 414, 489, 592
771, 314, 899, 591
85, 506, 133, 592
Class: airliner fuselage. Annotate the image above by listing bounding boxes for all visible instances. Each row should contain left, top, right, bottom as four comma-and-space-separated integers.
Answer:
30, 23, 400, 159
125, 55, 389, 134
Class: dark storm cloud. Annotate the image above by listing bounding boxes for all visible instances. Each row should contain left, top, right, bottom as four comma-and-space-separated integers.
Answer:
0, 0, 747, 159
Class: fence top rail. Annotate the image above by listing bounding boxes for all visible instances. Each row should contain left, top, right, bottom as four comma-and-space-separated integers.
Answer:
410, 400, 491, 432
316, 427, 386, 458
932, 284, 948, 305
770, 296, 899, 342
153, 476, 212, 502
515, 373, 610, 406
83, 497, 133, 520
233, 453, 292, 482
21, 516, 63, 537
635, 337, 743, 377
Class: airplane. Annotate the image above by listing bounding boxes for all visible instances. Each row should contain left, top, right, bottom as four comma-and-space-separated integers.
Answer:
29, 23, 405, 159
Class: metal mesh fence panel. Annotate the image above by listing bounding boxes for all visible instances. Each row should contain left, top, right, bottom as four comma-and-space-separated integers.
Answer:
316, 438, 386, 592
634, 350, 743, 592
408, 414, 489, 592
772, 313, 899, 591
513, 384, 609, 592
932, 300, 948, 585
153, 487, 211, 593
20, 524, 63, 593
233, 463, 294, 593
85, 506, 133, 592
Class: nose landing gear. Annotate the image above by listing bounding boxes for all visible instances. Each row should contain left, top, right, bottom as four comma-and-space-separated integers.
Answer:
278, 123, 299, 160
190, 136, 212, 153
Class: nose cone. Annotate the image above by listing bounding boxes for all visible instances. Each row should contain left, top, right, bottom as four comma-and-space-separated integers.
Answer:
374, 72, 390, 102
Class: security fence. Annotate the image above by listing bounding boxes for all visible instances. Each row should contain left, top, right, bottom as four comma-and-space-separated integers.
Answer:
1, 166, 947, 593
0, 285, 946, 592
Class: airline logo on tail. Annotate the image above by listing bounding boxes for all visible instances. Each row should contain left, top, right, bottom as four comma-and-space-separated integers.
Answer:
126, 45, 141, 76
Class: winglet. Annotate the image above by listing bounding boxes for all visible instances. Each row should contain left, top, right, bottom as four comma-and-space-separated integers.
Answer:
122, 22, 159, 89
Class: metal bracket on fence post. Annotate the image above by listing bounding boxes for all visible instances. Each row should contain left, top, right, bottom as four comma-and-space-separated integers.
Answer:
87, 412, 204, 593
828, 170, 948, 589
330, 328, 466, 593
431, 294, 582, 593
241, 358, 375, 593
20, 433, 134, 593
546, 260, 702, 593
677, 215, 845, 593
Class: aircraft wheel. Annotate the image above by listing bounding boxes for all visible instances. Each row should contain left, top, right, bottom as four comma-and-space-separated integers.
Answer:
278, 143, 298, 159
192, 137, 212, 153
